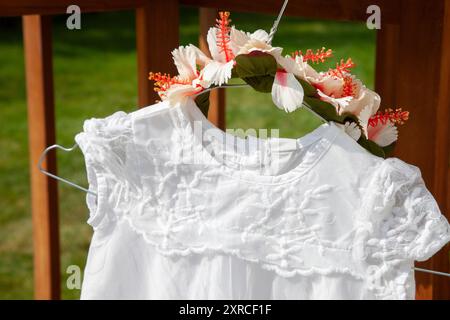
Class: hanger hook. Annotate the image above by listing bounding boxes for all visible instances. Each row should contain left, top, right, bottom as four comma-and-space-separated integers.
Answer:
38, 143, 97, 196
267, 0, 289, 45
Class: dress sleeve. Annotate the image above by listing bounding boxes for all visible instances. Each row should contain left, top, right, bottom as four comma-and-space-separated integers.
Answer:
74, 111, 132, 231
374, 158, 450, 262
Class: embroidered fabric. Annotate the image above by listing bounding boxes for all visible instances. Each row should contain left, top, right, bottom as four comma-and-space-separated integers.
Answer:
362, 158, 450, 262
75, 98, 450, 300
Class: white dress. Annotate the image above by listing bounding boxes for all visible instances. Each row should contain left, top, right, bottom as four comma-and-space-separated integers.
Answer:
75, 98, 450, 300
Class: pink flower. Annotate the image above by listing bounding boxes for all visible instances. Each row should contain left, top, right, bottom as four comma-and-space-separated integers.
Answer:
202, 12, 236, 86
367, 121, 398, 147
363, 109, 409, 146
229, 26, 305, 112
149, 45, 209, 104
271, 70, 304, 113
276, 54, 320, 82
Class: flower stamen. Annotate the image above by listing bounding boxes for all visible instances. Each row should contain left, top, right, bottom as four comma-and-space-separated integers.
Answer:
328, 58, 355, 78
216, 11, 234, 62
342, 76, 357, 97
148, 72, 189, 93
369, 108, 410, 127
291, 47, 333, 64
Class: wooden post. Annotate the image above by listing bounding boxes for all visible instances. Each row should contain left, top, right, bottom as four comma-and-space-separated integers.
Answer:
428, 0, 450, 300
136, 0, 180, 107
22, 15, 60, 300
375, 23, 399, 107
376, 0, 450, 299
199, 7, 226, 129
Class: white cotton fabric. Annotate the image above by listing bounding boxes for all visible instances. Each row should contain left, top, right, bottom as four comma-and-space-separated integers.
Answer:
75, 98, 450, 300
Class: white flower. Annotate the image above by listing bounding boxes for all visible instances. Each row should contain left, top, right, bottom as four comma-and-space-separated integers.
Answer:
317, 90, 353, 111
357, 105, 373, 138
310, 75, 350, 113
207, 27, 233, 63
229, 27, 250, 54
367, 121, 398, 147
228, 28, 305, 112
230, 28, 272, 54
354, 87, 382, 140
248, 29, 271, 42
153, 45, 208, 104
271, 71, 304, 113
238, 38, 283, 56
343, 84, 381, 118
201, 27, 236, 86
203, 27, 283, 86
202, 60, 234, 86
172, 44, 208, 82
230, 28, 284, 59
357, 104, 398, 146
314, 75, 346, 97
164, 83, 203, 104
311, 72, 381, 120
336, 122, 362, 141
311, 75, 350, 113
276, 54, 320, 82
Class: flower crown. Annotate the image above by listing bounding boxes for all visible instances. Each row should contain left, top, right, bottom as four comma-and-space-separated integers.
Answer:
149, 11, 409, 158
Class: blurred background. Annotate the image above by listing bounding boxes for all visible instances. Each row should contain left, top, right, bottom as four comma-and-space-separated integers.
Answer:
0, 6, 375, 299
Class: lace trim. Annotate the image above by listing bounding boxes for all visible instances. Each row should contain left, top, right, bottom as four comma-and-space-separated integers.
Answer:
82, 111, 132, 138
107, 216, 411, 299
120, 216, 367, 279
75, 111, 133, 229
360, 158, 450, 262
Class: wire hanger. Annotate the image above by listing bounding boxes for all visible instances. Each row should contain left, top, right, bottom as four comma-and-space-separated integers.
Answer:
38, 143, 97, 196
37, 0, 450, 279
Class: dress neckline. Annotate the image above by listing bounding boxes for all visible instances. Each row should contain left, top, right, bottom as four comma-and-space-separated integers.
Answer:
168, 97, 339, 185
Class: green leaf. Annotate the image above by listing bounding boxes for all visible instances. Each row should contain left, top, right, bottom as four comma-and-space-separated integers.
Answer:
339, 112, 360, 124
235, 52, 278, 93
303, 95, 390, 158
231, 67, 239, 79
304, 96, 386, 158
194, 91, 210, 117
382, 142, 396, 157
303, 96, 359, 125
303, 96, 341, 123
357, 136, 386, 158
297, 78, 317, 97
242, 75, 274, 93
235, 52, 278, 78
305, 96, 386, 158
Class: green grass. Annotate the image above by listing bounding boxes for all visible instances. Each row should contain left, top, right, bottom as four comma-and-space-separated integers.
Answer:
0, 8, 375, 299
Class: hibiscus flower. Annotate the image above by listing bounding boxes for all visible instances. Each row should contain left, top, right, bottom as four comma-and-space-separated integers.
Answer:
230, 27, 306, 112
201, 11, 236, 86
149, 44, 209, 104
271, 69, 305, 112
362, 109, 409, 147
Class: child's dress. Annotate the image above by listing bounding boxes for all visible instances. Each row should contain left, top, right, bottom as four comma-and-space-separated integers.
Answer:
75, 98, 450, 299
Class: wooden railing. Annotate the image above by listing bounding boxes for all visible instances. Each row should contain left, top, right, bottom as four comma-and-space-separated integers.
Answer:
1, 0, 449, 300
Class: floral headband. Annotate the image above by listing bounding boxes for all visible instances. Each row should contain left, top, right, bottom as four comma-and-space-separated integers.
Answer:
149, 12, 409, 158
